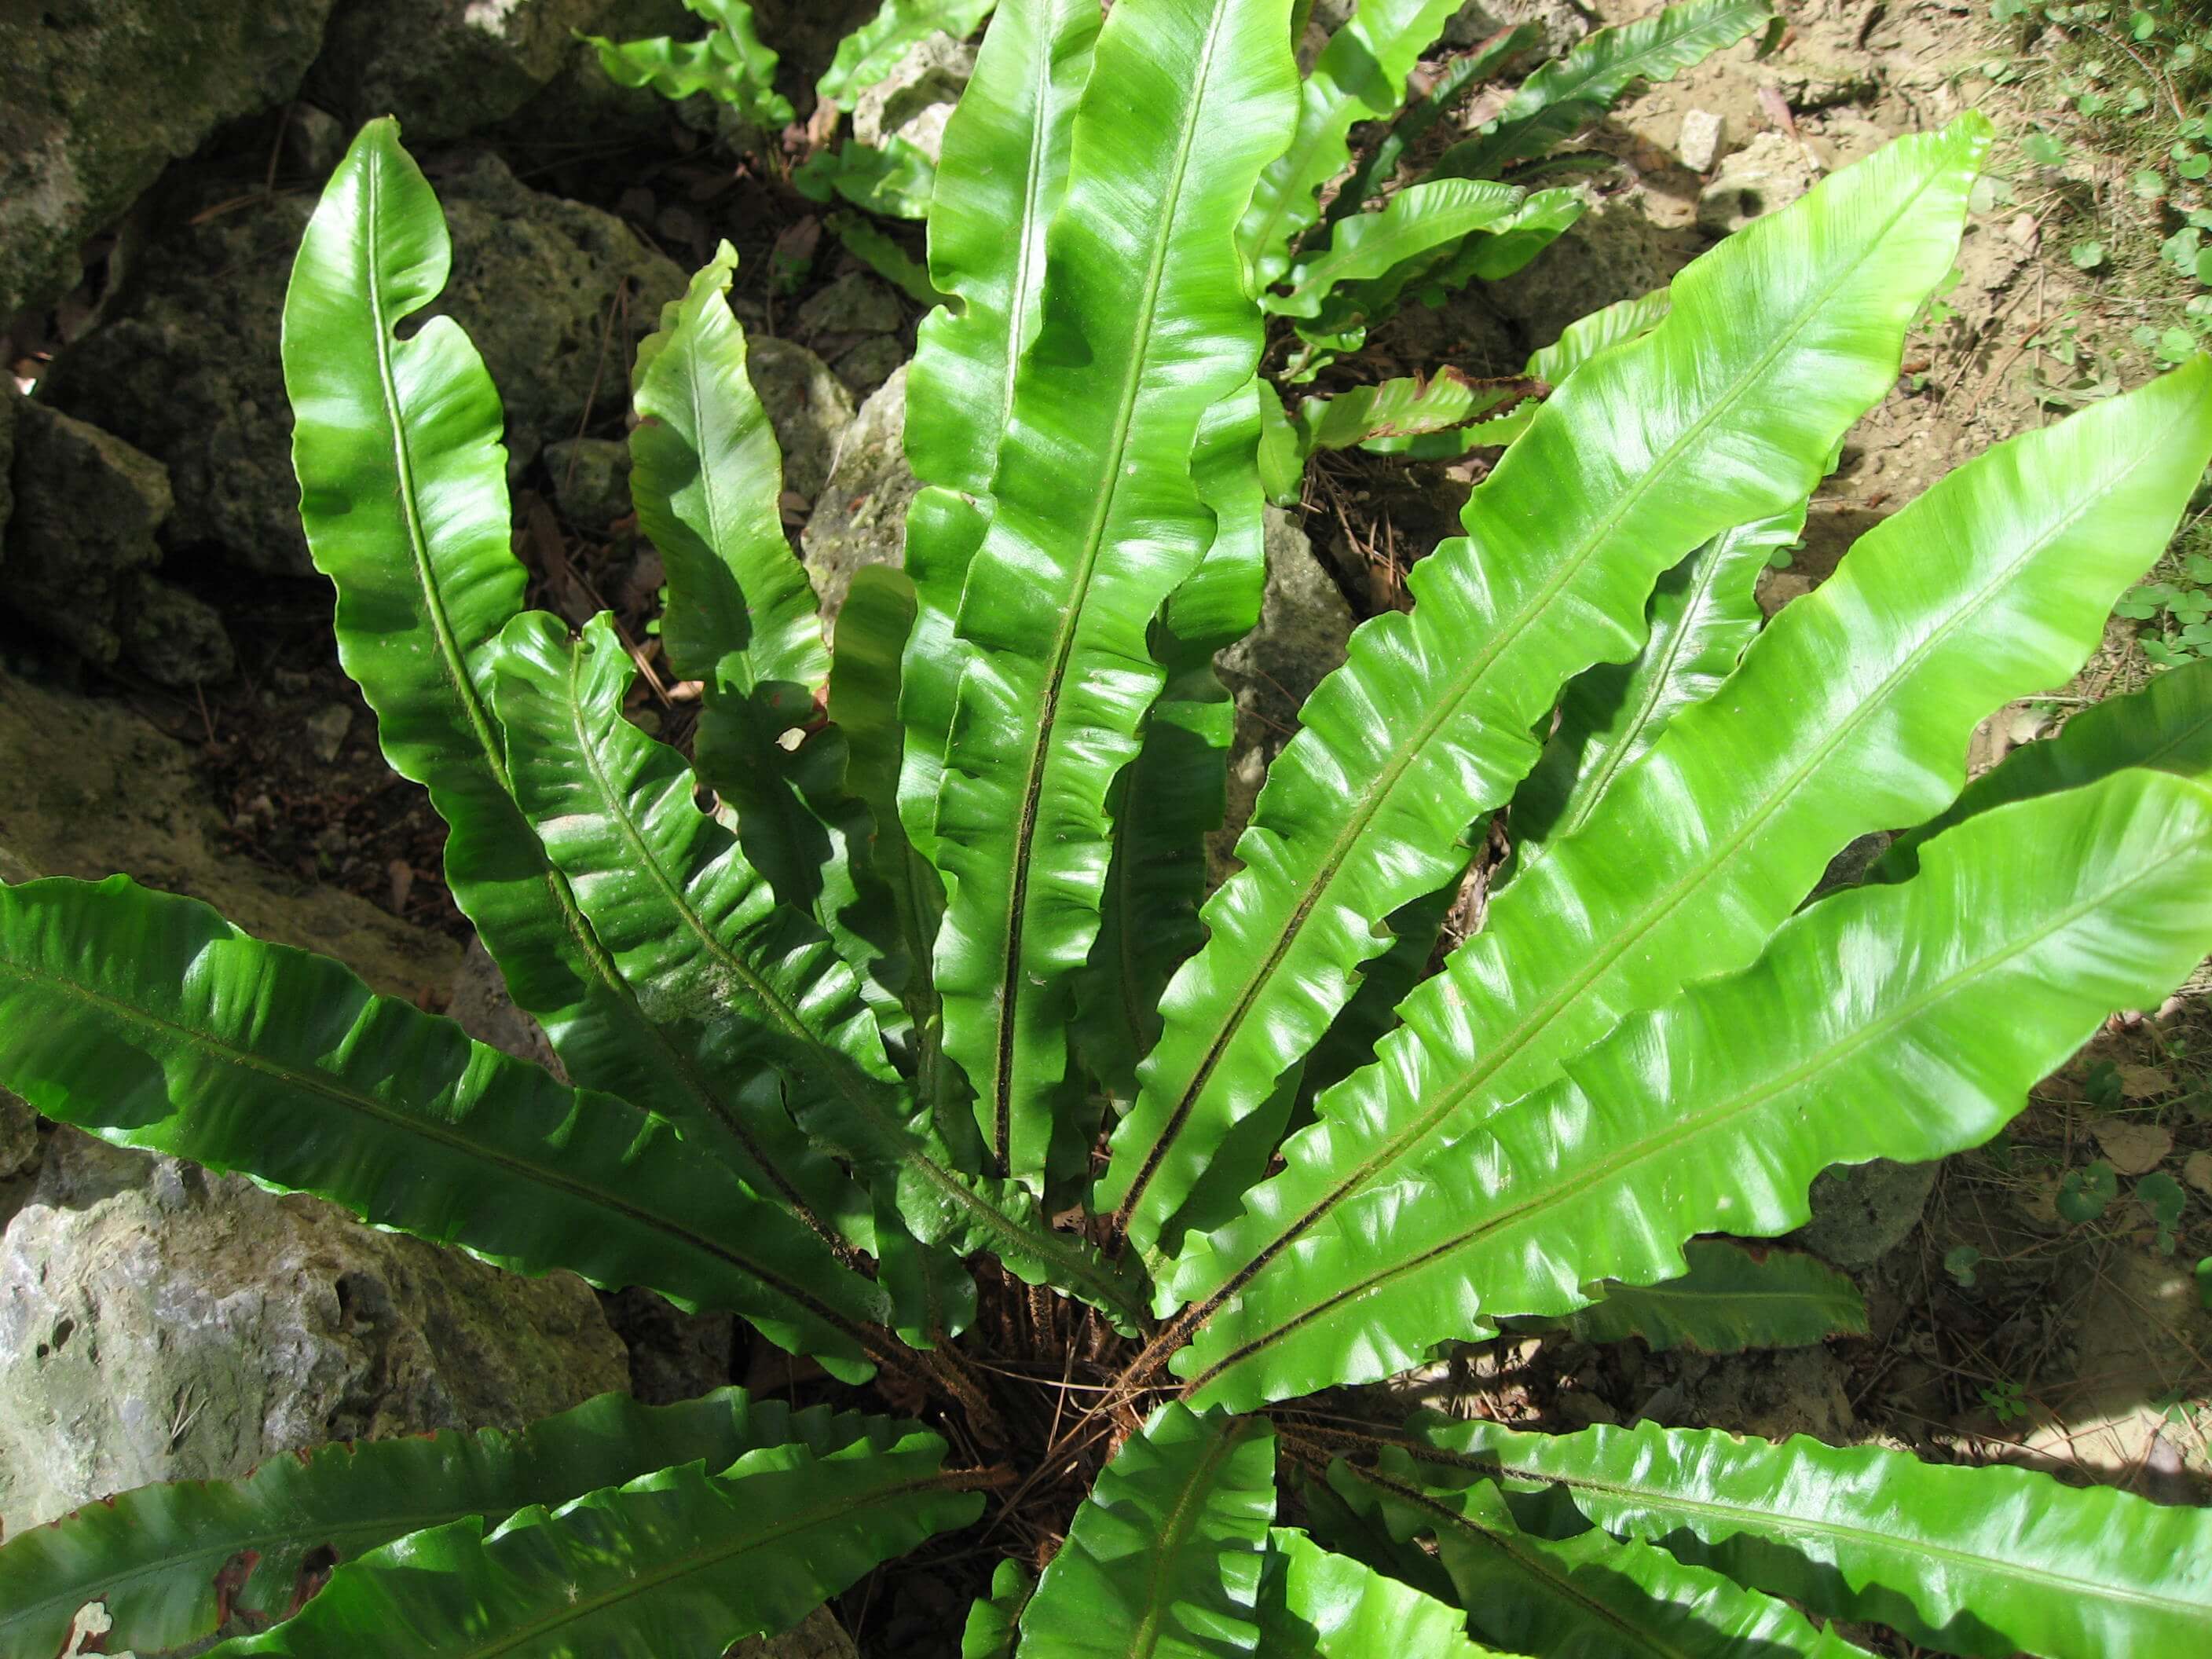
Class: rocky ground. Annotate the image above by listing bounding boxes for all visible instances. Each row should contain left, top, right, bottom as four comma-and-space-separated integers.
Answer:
0, 1, 2207, 1654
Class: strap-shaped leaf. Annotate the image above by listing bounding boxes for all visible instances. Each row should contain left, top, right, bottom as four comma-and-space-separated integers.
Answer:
1240, 0, 1471, 287
1509, 504, 1803, 866
1265, 179, 1525, 320
1326, 24, 1542, 230
928, 0, 1298, 1188
0, 876, 897, 1377
1429, 0, 1769, 184
1015, 1404, 1276, 1657
0, 1391, 865, 1658
1333, 1456, 1872, 1658
488, 612, 1140, 1324
1566, 1239, 1867, 1353
630, 246, 890, 994
205, 1422, 979, 1658
1108, 116, 1987, 1264
1174, 769, 2212, 1406
1879, 654, 2212, 879
1416, 1415, 2212, 1657
1291, 370, 1529, 456
965, 1560, 1039, 1659
1173, 351, 2212, 1327
1257, 1528, 1503, 1657
488, 610, 890, 1247
797, 137, 940, 220
584, 0, 795, 126
283, 120, 752, 1180
1075, 384, 1270, 1101
819, 0, 1001, 107
899, 0, 1102, 870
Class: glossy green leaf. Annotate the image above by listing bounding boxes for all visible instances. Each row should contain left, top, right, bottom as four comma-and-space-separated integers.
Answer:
1075, 384, 1269, 1102
928, 0, 1298, 1188
207, 1421, 977, 1658
1878, 654, 2212, 879
584, 0, 794, 126
1334, 1455, 1873, 1657
898, 0, 1102, 871
1567, 1239, 1868, 1353
1015, 1404, 1276, 1657
1111, 115, 1988, 1268
1529, 286, 1674, 379
0, 876, 897, 1378
489, 610, 892, 1253
1176, 771, 2212, 1406
1256, 1528, 1503, 1657
1430, 0, 1769, 184
630, 246, 883, 991
1509, 504, 1804, 867
487, 611, 1137, 1323
284, 119, 753, 1176
1415, 1415, 2212, 1657
1327, 24, 1542, 229
1291, 370, 1529, 456
1265, 179, 1525, 319
1240, 0, 1471, 287
1176, 353, 2212, 1342
965, 1560, 1038, 1659
0, 1390, 860, 1659
828, 210, 947, 306
819, 0, 1000, 107
797, 137, 939, 219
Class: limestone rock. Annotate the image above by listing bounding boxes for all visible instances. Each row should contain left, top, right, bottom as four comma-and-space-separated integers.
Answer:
119, 573, 235, 687
1486, 190, 1695, 352
544, 436, 636, 533
308, 0, 680, 143
1445, 0, 1590, 58
1210, 509, 1353, 886
0, 0, 338, 320
2, 397, 167, 665
749, 337, 856, 504
448, 936, 562, 1075
1678, 108, 1725, 173
851, 33, 977, 165
1796, 1158, 1939, 1267
40, 155, 684, 577
0, 671, 457, 1002
732, 1609, 860, 1659
794, 273, 907, 397
0, 1130, 627, 1535
1697, 131, 1818, 237
800, 363, 914, 622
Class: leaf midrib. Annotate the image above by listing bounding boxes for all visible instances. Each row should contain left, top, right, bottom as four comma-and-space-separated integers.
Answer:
1131, 138, 1961, 1239
976, 0, 1240, 1165
1188, 847, 2177, 1393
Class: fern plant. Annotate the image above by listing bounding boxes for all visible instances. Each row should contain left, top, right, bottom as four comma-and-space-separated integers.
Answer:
2, 0, 2211, 1654
592, 0, 1769, 453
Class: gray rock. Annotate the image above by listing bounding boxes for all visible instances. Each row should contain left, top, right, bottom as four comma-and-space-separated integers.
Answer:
800, 363, 913, 622
1210, 509, 1353, 885
0, 0, 337, 321
0, 1130, 628, 1534
601, 1285, 735, 1405
1445, 0, 1590, 57
1797, 1158, 1939, 1268
797, 271, 904, 338
495, 0, 698, 150
308, 0, 674, 144
1486, 191, 1695, 353
544, 436, 635, 533
794, 273, 906, 396
749, 337, 855, 504
41, 155, 684, 577
732, 1609, 860, 1659
0, 671, 459, 1002
118, 573, 235, 687
850, 33, 976, 165
1678, 108, 1725, 173
303, 701, 356, 764
1697, 131, 1818, 238
0, 397, 170, 670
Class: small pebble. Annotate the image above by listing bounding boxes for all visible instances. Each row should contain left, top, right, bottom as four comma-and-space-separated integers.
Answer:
305, 703, 353, 764
1679, 108, 1725, 173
